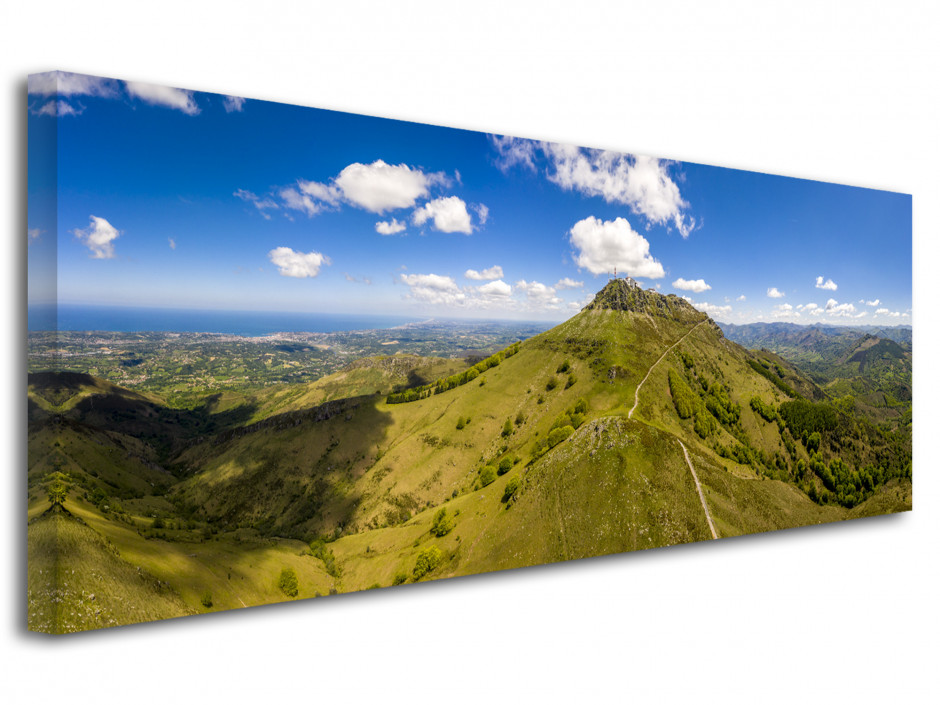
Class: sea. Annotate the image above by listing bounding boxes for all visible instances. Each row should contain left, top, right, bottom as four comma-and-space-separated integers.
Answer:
28, 303, 422, 336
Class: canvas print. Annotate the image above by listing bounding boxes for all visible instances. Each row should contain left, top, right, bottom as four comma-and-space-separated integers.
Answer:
26, 72, 912, 634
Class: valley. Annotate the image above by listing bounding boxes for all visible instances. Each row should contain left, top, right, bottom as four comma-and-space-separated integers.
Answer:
27, 279, 912, 633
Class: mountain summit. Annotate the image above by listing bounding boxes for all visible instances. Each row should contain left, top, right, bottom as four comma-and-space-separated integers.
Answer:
584, 277, 707, 324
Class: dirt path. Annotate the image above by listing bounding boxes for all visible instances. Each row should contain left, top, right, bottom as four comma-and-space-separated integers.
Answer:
628, 320, 705, 420
677, 439, 718, 539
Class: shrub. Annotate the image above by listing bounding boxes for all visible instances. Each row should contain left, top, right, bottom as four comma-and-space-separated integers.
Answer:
278, 567, 299, 597
456, 416, 465, 430
430, 508, 455, 537
413, 546, 444, 579
565, 373, 577, 389
557, 360, 571, 373
502, 419, 513, 437
393, 571, 408, 585
480, 466, 497, 487
546, 377, 558, 391
547, 425, 575, 448
573, 398, 588, 415
201, 591, 213, 608
515, 411, 526, 426
502, 477, 520, 503
498, 457, 512, 475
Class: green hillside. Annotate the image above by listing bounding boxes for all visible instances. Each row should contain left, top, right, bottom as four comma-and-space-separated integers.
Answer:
27, 278, 912, 631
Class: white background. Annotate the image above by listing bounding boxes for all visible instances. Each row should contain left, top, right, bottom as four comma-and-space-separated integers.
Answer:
2, 2, 938, 703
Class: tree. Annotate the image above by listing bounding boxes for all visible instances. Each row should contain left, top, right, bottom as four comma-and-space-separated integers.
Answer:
502, 419, 513, 437
456, 416, 465, 430
413, 546, 444, 579
430, 508, 455, 537
498, 457, 513, 475
479, 466, 497, 487
502, 477, 520, 503
278, 567, 299, 597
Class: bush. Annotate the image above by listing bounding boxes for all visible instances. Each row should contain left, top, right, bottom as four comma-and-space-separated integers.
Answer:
546, 377, 558, 391
430, 507, 455, 537
278, 567, 299, 597
456, 416, 465, 430
502, 419, 513, 437
479, 466, 497, 487
413, 546, 444, 579
498, 458, 513, 475
393, 571, 408, 585
502, 477, 520, 503
201, 591, 213, 608
557, 360, 571, 373
547, 425, 575, 448
514, 411, 526, 426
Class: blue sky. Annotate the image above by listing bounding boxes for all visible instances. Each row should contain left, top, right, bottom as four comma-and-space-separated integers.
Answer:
27, 72, 912, 325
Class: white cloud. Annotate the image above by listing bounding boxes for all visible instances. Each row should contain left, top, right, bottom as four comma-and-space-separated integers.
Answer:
767, 287, 785, 298
803, 303, 819, 311
691, 301, 733, 320
400, 273, 466, 306
413, 196, 474, 234
375, 218, 407, 235
489, 135, 538, 172
772, 303, 800, 319
478, 280, 512, 298
875, 308, 890, 315
28, 71, 119, 97
555, 277, 583, 290
824, 298, 857, 317
465, 265, 504, 281
168, 237, 176, 250
673, 277, 711, 293
27, 228, 42, 245
862, 299, 881, 307
235, 188, 280, 219
125, 81, 199, 115
474, 203, 489, 226
736, 294, 747, 302
336, 160, 444, 213
278, 187, 321, 217
568, 216, 665, 278
344, 273, 373, 285
72, 215, 121, 259
543, 144, 695, 236
815, 276, 838, 291
31, 100, 83, 117
298, 180, 343, 206
268, 247, 330, 278
223, 95, 246, 112
516, 280, 563, 309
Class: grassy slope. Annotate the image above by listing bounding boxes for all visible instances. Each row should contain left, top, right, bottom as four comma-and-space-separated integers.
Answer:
27, 283, 912, 625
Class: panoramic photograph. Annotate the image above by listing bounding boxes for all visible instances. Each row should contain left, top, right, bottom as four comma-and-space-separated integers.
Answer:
27, 71, 912, 634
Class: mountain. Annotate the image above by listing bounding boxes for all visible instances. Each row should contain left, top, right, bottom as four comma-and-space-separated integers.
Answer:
720, 322, 912, 424
27, 278, 912, 632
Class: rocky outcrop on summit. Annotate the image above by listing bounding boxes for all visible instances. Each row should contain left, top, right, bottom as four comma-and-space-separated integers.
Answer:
584, 278, 708, 325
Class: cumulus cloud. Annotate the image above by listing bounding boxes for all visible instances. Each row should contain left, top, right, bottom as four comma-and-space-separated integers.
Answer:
767, 287, 785, 298
736, 294, 747, 301
235, 189, 280, 219
824, 298, 857, 317
278, 187, 321, 217
489, 135, 538, 172
772, 303, 800, 319
268, 246, 330, 278
478, 280, 512, 298
413, 196, 474, 234
223, 95, 246, 112
31, 100, 83, 117
691, 301, 733, 319
568, 216, 665, 278
125, 81, 199, 115
465, 265, 504, 281
673, 277, 711, 293
516, 280, 563, 309
298, 179, 343, 206
400, 273, 466, 306
861, 299, 881, 307
72, 216, 121, 259
336, 160, 445, 213
28, 71, 119, 98
815, 276, 838, 291
544, 145, 695, 236
474, 203, 489, 226
375, 218, 407, 235
555, 277, 583, 290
